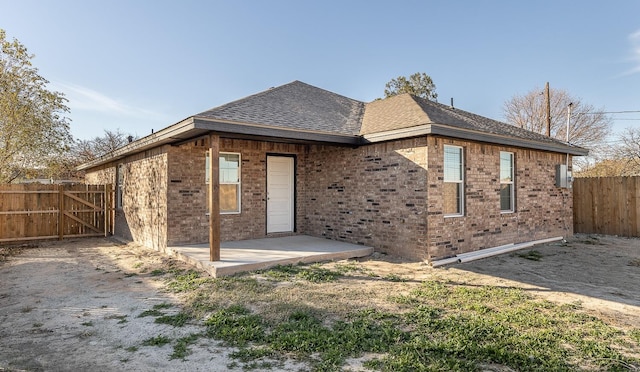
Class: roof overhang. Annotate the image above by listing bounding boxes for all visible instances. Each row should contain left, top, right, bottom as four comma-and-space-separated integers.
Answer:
361, 124, 589, 156
78, 118, 589, 172
77, 116, 360, 171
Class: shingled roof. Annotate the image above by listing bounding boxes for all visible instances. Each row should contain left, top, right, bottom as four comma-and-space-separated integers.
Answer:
78, 81, 587, 171
196, 81, 365, 136
361, 93, 572, 147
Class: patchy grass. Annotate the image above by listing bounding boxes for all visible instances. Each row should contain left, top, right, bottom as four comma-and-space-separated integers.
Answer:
142, 335, 171, 347
382, 273, 407, 282
259, 263, 342, 283
170, 333, 200, 360
167, 270, 212, 292
155, 312, 191, 327
138, 309, 164, 318
164, 260, 640, 371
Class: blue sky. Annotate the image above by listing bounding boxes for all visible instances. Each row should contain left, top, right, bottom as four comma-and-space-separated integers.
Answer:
2, 1, 639, 141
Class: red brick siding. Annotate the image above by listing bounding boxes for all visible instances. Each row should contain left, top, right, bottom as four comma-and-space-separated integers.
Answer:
84, 147, 169, 252
84, 134, 574, 263
426, 136, 573, 260
304, 138, 429, 259
164, 139, 308, 245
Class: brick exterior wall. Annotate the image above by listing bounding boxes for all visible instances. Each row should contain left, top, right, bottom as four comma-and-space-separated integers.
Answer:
163, 138, 308, 245
84, 134, 574, 263
85, 147, 169, 252
166, 142, 208, 245
426, 136, 573, 260
303, 138, 429, 259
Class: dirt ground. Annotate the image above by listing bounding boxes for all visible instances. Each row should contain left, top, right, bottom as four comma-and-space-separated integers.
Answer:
0, 234, 638, 371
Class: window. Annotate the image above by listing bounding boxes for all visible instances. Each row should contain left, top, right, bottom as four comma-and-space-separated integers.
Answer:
443, 145, 464, 216
500, 151, 514, 212
116, 163, 124, 209
206, 152, 241, 214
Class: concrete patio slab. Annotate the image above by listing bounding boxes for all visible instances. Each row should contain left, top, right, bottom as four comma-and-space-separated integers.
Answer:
168, 235, 373, 277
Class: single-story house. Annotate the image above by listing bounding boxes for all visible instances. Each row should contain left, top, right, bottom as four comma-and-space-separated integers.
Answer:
79, 81, 587, 262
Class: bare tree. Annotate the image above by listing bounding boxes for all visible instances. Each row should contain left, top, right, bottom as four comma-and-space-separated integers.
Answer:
615, 127, 640, 175
503, 87, 611, 150
74, 129, 136, 163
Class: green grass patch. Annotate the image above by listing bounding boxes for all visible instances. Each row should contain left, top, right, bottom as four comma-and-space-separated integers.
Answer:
383, 273, 407, 282
155, 312, 191, 327
173, 265, 640, 371
170, 333, 200, 360
138, 309, 164, 318
261, 263, 342, 283
167, 270, 212, 292
204, 305, 265, 347
153, 303, 173, 310
142, 335, 171, 347
9, 246, 639, 371
333, 261, 376, 276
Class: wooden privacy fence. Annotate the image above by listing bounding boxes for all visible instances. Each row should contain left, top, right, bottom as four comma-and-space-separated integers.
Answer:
0, 184, 114, 243
573, 176, 640, 237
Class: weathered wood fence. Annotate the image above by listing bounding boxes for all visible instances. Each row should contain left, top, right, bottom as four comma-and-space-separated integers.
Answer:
0, 184, 114, 243
573, 176, 640, 237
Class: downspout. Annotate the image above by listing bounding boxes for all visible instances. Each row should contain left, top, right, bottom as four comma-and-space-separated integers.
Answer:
430, 236, 564, 267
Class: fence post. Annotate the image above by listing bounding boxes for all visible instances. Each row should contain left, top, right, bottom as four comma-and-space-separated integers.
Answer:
104, 184, 113, 237
58, 185, 64, 240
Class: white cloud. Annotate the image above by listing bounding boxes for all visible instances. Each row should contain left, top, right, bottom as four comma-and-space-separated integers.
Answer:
624, 29, 640, 75
52, 81, 166, 120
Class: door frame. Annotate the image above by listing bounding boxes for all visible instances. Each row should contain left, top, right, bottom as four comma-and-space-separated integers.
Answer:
266, 153, 296, 234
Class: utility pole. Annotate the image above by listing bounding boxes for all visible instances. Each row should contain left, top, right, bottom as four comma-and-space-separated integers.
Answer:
545, 82, 551, 137
566, 102, 573, 143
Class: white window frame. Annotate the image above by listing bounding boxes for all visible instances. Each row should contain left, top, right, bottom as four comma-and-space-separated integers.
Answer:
116, 163, 124, 209
443, 145, 464, 217
206, 151, 241, 214
500, 151, 515, 213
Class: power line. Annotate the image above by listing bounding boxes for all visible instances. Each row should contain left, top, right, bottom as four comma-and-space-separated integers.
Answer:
576, 110, 640, 115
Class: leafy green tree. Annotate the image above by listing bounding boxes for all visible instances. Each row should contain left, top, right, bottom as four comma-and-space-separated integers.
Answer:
384, 72, 438, 101
0, 29, 72, 183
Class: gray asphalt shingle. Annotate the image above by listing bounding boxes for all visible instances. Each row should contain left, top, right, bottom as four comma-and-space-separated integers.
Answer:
196, 80, 365, 135
195, 81, 578, 150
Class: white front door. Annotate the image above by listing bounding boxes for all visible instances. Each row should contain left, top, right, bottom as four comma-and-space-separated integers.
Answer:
267, 156, 294, 233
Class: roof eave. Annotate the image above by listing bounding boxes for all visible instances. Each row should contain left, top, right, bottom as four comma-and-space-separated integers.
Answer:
76, 117, 360, 171
361, 124, 589, 156
192, 117, 360, 145
76, 117, 199, 171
